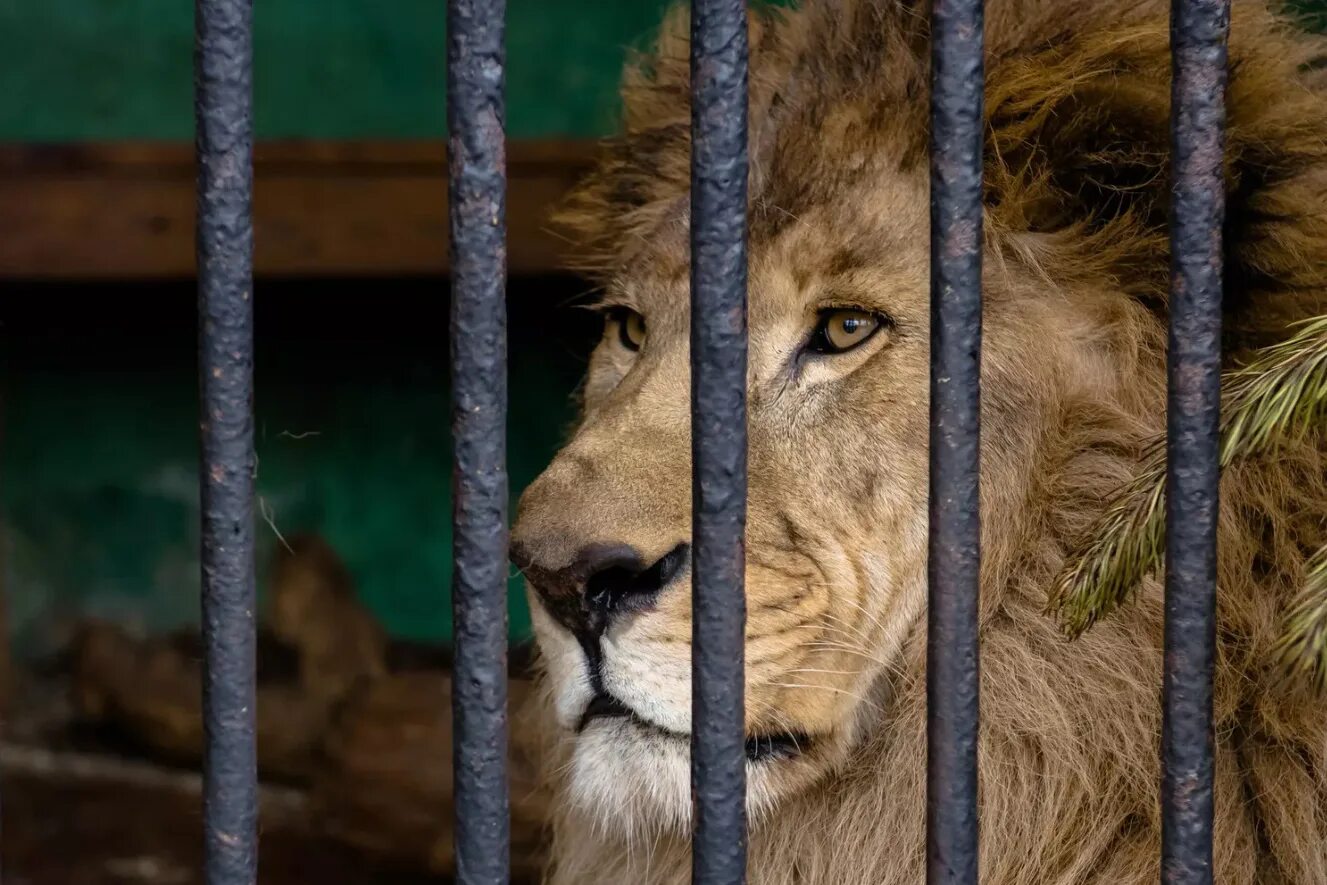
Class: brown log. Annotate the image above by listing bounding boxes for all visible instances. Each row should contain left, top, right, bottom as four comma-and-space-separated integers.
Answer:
65, 533, 550, 877
69, 533, 389, 781
70, 621, 332, 781
267, 533, 388, 703
313, 672, 550, 882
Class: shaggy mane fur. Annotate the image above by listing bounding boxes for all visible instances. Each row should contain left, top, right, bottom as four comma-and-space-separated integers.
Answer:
534, 1, 1327, 881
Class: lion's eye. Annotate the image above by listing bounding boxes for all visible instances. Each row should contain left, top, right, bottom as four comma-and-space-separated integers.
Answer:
809, 309, 883, 354
606, 308, 646, 352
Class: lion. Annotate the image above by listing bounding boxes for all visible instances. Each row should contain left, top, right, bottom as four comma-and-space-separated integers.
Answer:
507, 1, 1327, 882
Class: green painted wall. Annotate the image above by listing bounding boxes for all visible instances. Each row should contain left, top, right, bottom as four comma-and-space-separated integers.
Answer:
2, 283, 596, 656
4, 0, 1327, 142
0, 0, 672, 141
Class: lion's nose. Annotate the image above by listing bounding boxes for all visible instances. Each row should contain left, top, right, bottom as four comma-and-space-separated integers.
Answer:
511, 540, 690, 640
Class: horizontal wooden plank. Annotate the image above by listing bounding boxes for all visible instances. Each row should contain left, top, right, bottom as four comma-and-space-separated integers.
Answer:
0, 141, 596, 279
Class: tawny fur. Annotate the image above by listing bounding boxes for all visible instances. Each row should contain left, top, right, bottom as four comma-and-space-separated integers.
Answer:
510, 2, 1327, 882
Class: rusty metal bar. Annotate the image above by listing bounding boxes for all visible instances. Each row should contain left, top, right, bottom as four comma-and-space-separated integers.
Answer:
447, 0, 511, 882
1162, 1, 1230, 882
194, 0, 258, 878
689, 0, 751, 881
926, 0, 984, 882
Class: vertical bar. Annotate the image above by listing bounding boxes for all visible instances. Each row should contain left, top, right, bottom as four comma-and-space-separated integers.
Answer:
689, 0, 750, 882
447, 0, 510, 882
926, 0, 984, 883
194, 0, 257, 877
1162, 1, 1229, 883
0, 375, 6, 885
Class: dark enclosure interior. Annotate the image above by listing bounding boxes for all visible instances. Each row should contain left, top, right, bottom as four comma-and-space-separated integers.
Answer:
1, 278, 597, 883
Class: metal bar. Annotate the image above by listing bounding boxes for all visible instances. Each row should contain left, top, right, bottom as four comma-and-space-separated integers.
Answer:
447, 0, 510, 882
194, 0, 257, 878
0, 370, 6, 885
926, 0, 984, 882
1162, 1, 1229, 882
689, 0, 750, 882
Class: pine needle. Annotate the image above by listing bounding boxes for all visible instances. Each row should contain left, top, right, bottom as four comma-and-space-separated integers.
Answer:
1273, 544, 1327, 693
1049, 444, 1167, 635
1050, 314, 1327, 641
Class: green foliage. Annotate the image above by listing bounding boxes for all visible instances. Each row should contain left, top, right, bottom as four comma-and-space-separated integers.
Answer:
1051, 315, 1327, 685
1274, 544, 1327, 692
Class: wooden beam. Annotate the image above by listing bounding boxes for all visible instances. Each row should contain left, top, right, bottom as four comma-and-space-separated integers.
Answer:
0, 141, 596, 279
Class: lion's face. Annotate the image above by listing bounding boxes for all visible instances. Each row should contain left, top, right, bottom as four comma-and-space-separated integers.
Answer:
512, 169, 1068, 834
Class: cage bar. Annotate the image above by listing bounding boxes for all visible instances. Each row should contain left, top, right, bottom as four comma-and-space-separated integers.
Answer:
194, 0, 258, 879
688, 0, 751, 881
1162, 1, 1230, 882
926, 0, 985, 882
447, 0, 511, 882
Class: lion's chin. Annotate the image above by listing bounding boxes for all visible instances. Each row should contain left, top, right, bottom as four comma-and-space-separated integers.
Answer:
565, 718, 695, 835
563, 714, 831, 839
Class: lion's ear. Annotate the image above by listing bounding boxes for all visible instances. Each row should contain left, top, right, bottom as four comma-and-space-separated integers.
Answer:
983, 9, 1327, 340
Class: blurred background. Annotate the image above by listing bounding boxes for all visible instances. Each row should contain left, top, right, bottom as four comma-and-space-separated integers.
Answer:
0, 2, 680, 882
3, 0, 1327, 882
1, 0, 684, 662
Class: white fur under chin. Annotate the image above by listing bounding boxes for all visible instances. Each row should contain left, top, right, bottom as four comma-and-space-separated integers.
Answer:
567, 721, 693, 837
566, 720, 786, 840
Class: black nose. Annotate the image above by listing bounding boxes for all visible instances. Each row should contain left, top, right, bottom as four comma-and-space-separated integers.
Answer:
511, 541, 689, 640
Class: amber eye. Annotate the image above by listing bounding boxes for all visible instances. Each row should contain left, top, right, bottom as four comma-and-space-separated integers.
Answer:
809, 308, 884, 354
607, 307, 646, 352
